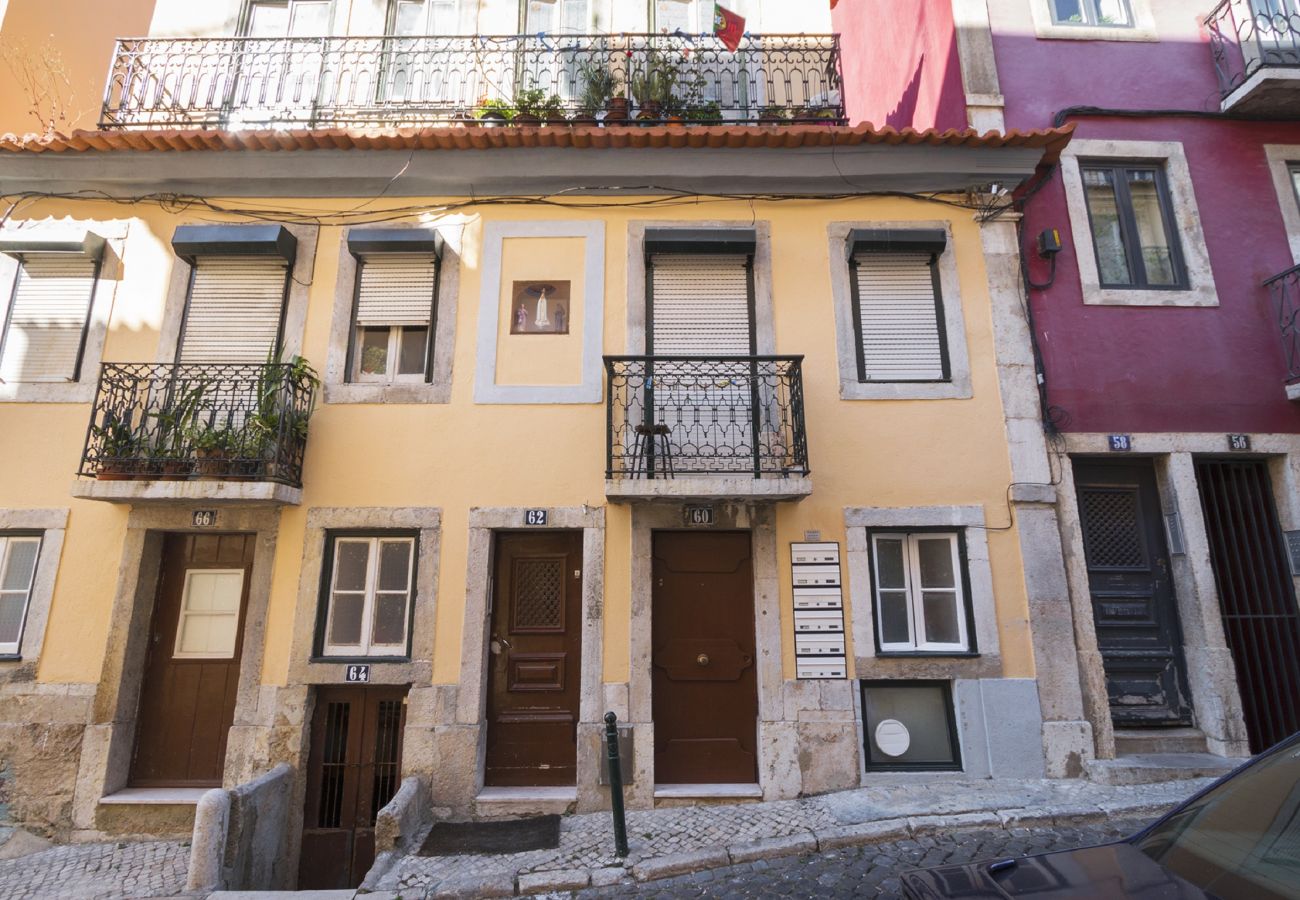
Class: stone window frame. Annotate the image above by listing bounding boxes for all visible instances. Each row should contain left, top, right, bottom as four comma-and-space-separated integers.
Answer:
1264, 144, 1300, 267
323, 227, 460, 404
473, 220, 606, 404
0, 221, 126, 404
1029, 0, 1158, 42
0, 508, 67, 666
1061, 140, 1217, 307
288, 508, 441, 686
624, 219, 775, 354
154, 222, 320, 363
844, 506, 1001, 678
828, 221, 973, 400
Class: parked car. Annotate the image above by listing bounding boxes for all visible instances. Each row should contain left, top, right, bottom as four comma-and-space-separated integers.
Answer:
901, 731, 1300, 899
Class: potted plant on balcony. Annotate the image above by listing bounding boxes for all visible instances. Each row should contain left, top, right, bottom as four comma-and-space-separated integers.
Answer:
189, 425, 240, 479
576, 59, 617, 126
92, 417, 141, 480
541, 91, 568, 126
758, 104, 789, 125
513, 86, 550, 125
244, 353, 319, 482
475, 97, 515, 126
145, 380, 206, 480
684, 100, 723, 125
631, 50, 680, 122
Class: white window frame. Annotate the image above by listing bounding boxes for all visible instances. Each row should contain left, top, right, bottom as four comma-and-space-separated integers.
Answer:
1049, 0, 1133, 28
172, 568, 246, 660
322, 535, 416, 658
1265, 145, 1300, 266
1029, 0, 1157, 41
828, 222, 972, 400
0, 534, 42, 657
352, 323, 431, 383
1061, 140, 1217, 307
870, 532, 970, 654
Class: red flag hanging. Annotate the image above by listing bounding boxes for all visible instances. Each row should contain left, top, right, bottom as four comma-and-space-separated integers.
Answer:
714, 3, 745, 52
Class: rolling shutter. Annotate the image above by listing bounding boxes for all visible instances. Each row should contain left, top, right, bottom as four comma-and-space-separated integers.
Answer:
852, 252, 946, 381
0, 255, 98, 382
649, 254, 752, 355
354, 254, 438, 327
178, 256, 288, 364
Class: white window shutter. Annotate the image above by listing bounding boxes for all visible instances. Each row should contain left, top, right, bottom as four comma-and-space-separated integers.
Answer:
0, 255, 98, 383
178, 256, 289, 364
354, 254, 437, 327
649, 254, 751, 355
853, 252, 945, 381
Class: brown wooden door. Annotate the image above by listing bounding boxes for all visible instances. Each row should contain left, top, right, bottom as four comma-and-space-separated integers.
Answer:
299, 686, 406, 891
130, 533, 254, 787
1196, 459, 1300, 753
484, 531, 584, 786
652, 531, 758, 784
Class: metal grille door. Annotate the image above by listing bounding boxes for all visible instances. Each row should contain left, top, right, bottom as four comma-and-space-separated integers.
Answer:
1196, 459, 1300, 752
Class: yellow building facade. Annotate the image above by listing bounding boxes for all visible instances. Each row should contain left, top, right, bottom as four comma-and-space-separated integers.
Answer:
0, 0, 1095, 890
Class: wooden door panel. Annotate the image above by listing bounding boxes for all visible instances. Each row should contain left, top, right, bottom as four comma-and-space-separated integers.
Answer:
485, 532, 584, 787
652, 531, 758, 785
1075, 463, 1191, 727
299, 686, 406, 891
131, 533, 254, 787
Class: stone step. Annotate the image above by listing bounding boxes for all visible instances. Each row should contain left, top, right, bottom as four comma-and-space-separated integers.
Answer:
1112, 728, 1209, 756
472, 786, 577, 819
1086, 752, 1240, 786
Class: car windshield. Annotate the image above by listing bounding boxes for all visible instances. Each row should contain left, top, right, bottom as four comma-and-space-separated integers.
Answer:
1134, 737, 1300, 900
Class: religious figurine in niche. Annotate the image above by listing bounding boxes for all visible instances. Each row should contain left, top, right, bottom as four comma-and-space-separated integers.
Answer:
510, 280, 571, 334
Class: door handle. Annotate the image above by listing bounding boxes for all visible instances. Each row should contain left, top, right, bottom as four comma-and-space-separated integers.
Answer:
697, 653, 710, 667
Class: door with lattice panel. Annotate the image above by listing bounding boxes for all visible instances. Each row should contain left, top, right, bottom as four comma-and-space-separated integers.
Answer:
1075, 460, 1192, 726
485, 531, 584, 786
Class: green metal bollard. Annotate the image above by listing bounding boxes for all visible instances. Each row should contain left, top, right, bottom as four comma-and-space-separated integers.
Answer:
604, 711, 630, 858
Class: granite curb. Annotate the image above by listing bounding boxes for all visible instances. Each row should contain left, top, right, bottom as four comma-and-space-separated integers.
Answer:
495, 798, 1175, 896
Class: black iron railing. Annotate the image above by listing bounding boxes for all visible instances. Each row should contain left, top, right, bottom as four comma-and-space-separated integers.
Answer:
604, 355, 808, 479
79, 363, 315, 486
1264, 265, 1300, 385
1206, 0, 1300, 99
98, 33, 843, 129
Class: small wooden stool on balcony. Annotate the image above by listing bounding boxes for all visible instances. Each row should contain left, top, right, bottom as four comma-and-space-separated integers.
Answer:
631, 423, 674, 479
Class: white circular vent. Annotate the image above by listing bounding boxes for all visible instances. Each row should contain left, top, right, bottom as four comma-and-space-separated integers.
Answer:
874, 718, 911, 757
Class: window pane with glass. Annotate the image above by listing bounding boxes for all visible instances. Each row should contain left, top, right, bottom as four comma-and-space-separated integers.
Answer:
871, 532, 968, 653
351, 254, 438, 383
323, 536, 416, 657
0, 535, 40, 655
1081, 161, 1186, 290
1050, 0, 1133, 26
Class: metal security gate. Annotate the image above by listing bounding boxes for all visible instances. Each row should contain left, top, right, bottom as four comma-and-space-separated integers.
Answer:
1196, 459, 1300, 753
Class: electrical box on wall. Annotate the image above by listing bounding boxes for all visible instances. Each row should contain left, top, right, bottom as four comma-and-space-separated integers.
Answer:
1037, 228, 1062, 258
791, 542, 847, 680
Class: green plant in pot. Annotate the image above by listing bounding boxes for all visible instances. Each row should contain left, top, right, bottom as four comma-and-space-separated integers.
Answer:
577, 59, 618, 124
92, 417, 141, 480
245, 351, 319, 481
475, 97, 515, 125
684, 100, 723, 124
758, 103, 788, 125
188, 424, 241, 478
513, 86, 550, 125
145, 379, 206, 479
631, 50, 681, 120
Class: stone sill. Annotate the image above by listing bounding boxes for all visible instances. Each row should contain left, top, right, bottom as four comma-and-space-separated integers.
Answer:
100, 787, 208, 805
1287, 382, 1300, 402
654, 784, 762, 800
70, 478, 302, 506
606, 475, 812, 503
1221, 67, 1300, 117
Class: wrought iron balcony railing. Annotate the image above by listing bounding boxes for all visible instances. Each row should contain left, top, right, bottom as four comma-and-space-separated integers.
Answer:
1206, 0, 1300, 99
1264, 265, 1300, 386
79, 363, 316, 486
99, 33, 843, 129
605, 355, 809, 479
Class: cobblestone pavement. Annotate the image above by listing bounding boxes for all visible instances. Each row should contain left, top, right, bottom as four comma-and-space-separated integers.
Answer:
0, 838, 189, 900
579, 819, 1151, 899
376, 777, 1212, 895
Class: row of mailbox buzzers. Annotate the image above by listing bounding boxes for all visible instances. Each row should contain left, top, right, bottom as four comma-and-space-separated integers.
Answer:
791, 542, 848, 680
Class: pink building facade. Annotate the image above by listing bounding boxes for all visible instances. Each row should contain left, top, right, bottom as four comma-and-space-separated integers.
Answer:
836, 0, 1300, 773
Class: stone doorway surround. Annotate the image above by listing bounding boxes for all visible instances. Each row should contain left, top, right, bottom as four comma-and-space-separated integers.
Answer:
1055, 433, 1300, 761
441, 507, 606, 814
70, 506, 281, 838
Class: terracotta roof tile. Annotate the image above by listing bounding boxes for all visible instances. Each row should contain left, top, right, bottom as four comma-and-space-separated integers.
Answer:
0, 122, 1074, 161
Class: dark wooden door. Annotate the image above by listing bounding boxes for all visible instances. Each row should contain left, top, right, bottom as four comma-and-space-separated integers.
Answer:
1075, 462, 1192, 726
484, 531, 584, 786
652, 531, 758, 784
1196, 459, 1300, 753
299, 686, 406, 891
130, 533, 254, 787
